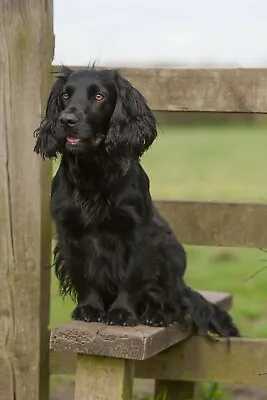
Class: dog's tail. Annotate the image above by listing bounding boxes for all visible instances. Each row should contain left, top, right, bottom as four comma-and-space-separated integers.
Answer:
182, 286, 240, 337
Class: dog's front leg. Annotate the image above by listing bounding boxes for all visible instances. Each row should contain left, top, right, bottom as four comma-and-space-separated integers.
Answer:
72, 289, 105, 323
105, 291, 138, 326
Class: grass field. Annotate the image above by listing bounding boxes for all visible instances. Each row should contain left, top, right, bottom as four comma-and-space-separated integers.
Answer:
50, 123, 267, 399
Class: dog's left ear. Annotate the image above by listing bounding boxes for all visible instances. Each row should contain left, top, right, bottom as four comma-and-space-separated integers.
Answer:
105, 71, 157, 159
34, 67, 72, 159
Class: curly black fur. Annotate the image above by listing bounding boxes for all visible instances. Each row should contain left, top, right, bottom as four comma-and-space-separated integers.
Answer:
34, 66, 239, 336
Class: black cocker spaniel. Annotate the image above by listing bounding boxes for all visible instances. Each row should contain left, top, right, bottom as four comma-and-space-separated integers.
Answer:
34, 66, 239, 337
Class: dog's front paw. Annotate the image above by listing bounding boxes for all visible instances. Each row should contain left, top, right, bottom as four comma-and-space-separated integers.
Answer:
141, 310, 179, 327
72, 304, 104, 322
105, 307, 138, 326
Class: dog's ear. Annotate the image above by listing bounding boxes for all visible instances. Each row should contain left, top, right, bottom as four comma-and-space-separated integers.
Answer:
105, 71, 157, 159
34, 67, 72, 159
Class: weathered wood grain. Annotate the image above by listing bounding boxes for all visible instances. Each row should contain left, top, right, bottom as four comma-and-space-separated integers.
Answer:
50, 320, 192, 361
50, 291, 231, 361
135, 336, 267, 386
74, 355, 134, 400
0, 1, 54, 399
53, 66, 267, 113
50, 337, 267, 386
155, 200, 267, 247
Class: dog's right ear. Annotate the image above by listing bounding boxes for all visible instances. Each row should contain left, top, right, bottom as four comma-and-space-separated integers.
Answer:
34, 67, 72, 159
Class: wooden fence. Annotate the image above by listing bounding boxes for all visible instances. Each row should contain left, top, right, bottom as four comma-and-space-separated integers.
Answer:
1, 1, 267, 399
0, 1, 54, 400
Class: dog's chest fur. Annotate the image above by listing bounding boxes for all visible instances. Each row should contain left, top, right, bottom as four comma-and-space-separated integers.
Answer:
51, 162, 136, 231
51, 160, 141, 295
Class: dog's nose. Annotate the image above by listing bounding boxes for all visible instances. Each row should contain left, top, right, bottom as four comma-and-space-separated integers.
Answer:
60, 113, 78, 126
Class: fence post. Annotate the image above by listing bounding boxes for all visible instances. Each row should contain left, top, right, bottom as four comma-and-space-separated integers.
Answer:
0, 1, 54, 399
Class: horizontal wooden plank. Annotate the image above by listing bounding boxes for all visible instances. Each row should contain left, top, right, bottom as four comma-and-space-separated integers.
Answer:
50, 291, 231, 365
135, 336, 267, 386
50, 336, 267, 386
50, 320, 192, 361
155, 200, 267, 247
52, 200, 267, 247
52, 66, 267, 113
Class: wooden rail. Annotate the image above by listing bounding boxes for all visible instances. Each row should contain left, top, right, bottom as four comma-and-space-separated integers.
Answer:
53, 65, 267, 113
49, 337, 267, 386
155, 200, 267, 247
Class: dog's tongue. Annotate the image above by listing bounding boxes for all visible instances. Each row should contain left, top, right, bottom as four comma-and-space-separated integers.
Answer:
67, 137, 80, 144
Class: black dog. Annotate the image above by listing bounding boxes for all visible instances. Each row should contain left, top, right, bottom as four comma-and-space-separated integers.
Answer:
34, 67, 239, 336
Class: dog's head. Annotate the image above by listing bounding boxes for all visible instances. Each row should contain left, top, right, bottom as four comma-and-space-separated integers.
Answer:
34, 67, 157, 160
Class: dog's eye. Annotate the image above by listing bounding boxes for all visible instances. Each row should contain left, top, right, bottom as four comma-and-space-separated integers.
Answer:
95, 93, 104, 102
62, 92, 69, 101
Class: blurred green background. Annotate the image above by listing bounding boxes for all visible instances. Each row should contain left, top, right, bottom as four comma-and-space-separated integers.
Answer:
50, 117, 267, 399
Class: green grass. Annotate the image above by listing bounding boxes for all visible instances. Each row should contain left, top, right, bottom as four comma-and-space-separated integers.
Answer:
144, 124, 267, 202
50, 123, 267, 398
